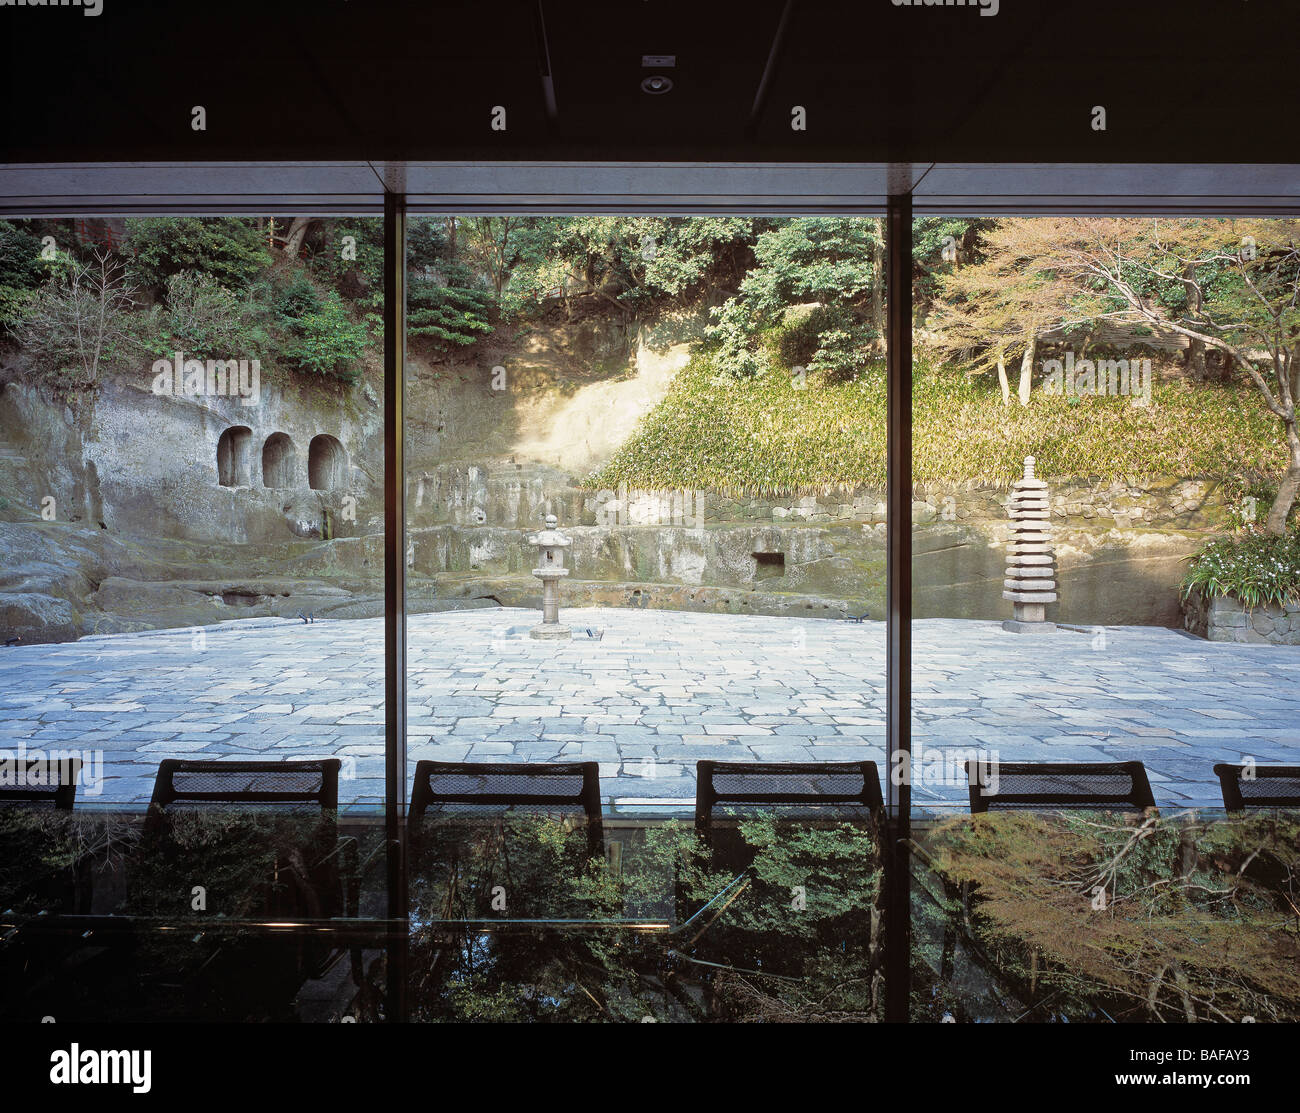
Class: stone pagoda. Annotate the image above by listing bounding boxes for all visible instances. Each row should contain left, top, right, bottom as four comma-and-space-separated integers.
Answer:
1002, 456, 1057, 632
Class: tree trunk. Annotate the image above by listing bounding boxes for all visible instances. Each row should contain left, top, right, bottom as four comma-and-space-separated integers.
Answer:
1265, 420, 1300, 535
282, 217, 314, 259
1017, 331, 1037, 407
1182, 262, 1210, 382
871, 218, 885, 347
996, 355, 1010, 406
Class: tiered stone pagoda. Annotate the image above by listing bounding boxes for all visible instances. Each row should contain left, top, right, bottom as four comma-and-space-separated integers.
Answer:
1002, 456, 1057, 632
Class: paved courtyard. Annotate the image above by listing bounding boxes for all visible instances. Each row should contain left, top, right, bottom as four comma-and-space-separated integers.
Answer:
2, 607, 1298, 809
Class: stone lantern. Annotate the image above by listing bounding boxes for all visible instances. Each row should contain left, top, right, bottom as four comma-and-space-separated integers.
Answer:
526, 513, 572, 640
1002, 456, 1057, 632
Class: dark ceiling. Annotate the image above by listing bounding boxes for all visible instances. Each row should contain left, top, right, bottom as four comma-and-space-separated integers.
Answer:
2, 0, 1297, 164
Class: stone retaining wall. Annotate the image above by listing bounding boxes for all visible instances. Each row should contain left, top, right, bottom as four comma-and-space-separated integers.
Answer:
1182, 587, 1300, 644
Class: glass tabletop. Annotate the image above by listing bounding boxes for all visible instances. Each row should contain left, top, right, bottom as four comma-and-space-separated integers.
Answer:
0, 807, 884, 1022
908, 807, 1300, 1023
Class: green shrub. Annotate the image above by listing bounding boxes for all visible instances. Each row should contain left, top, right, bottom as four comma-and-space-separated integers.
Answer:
275, 273, 323, 323
307, 221, 384, 309
281, 291, 369, 383
140, 271, 271, 361
0, 220, 59, 331
1182, 532, 1300, 608
125, 217, 269, 294
408, 256, 495, 348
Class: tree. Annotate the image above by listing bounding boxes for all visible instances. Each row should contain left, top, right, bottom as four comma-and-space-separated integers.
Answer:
932, 218, 1084, 406
707, 218, 883, 381
282, 290, 370, 383
125, 217, 270, 295
459, 217, 530, 296
0, 219, 58, 332
279, 217, 316, 260
15, 250, 140, 392
406, 218, 495, 349
1033, 218, 1300, 534
911, 217, 993, 320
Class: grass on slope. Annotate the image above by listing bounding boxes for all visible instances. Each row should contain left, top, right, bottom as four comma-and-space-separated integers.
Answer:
586, 354, 1287, 496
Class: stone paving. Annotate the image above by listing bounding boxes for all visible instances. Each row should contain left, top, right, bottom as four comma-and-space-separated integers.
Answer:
1, 607, 1298, 810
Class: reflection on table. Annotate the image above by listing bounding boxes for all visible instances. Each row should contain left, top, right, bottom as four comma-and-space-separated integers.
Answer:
909, 808, 1300, 1022
0, 806, 884, 1022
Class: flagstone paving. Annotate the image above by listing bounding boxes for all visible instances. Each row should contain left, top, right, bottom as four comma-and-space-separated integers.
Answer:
1, 607, 1298, 810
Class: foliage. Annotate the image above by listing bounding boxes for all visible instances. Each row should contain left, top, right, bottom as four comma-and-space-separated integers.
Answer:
407, 264, 495, 349
275, 271, 323, 322
281, 290, 370, 383
951, 217, 1300, 533
1182, 531, 1300, 607
588, 352, 1285, 496
930, 217, 1095, 388
501, 216, 757, 320
406, 813, 883, 1023
0, 809, 137, 917
0, 219, 60, 331
707, 218, 882, 382
922, 811, 1300, 1022
138, 270, 273, 361
400, 218, 496, 348
125, 217, 270, 294
306, 219, 385, 310
14, 251, 141, 392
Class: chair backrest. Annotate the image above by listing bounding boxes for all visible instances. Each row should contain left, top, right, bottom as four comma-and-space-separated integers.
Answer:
0, 757, 82, 810
695, 761, 884, 829
146, 758, 340, 831
1214, 763, 1300, 811
965, 760, 1156, 813
409, 760, 602, 825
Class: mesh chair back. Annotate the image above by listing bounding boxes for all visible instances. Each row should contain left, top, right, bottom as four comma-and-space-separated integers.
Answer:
409, 760, 602, 825
695, 761, 884, 829
146, 758, 340, 832
965, 760, 1156, 813
1214, 763, 1300, 811
0, 757, 82, 810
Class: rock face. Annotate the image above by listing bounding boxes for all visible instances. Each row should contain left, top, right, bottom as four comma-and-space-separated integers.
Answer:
1182, 587, 1300, 644
0, 375, 382, 547
0, 306, 1239, 643
404, 457, 1214, 628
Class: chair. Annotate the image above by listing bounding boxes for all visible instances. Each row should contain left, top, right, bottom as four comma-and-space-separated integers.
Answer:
407, 762, 605, 923
965, 760, 1156, 814
409, 760, 601, 828
688, 761, 884, 966
695, 761, 884, 830
0, 757, 82, 810
145, 758, 340, 832
141, 758, 348, 982
1214, 763, 1300, 811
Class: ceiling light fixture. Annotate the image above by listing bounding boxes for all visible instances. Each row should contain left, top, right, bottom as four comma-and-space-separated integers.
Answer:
641, 74, 673, 94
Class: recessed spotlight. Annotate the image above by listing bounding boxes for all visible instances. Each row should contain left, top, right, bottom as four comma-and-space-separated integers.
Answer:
641, 74, 673, 95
